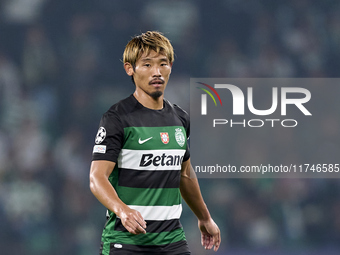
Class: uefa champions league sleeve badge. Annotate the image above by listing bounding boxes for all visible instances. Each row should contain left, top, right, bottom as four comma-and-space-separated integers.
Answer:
95, 127, 106, 144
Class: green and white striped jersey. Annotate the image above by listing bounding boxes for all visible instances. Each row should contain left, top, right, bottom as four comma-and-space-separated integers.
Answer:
92, 94, 190, 254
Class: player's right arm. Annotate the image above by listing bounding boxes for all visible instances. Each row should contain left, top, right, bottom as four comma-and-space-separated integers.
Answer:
89, 160, 147, 234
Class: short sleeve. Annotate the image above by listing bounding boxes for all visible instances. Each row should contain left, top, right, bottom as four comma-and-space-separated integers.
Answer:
92, 111, 124, 162
173, 104, 190, 162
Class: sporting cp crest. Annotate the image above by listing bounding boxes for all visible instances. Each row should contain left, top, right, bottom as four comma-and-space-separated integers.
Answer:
175, 128, 185, 147
160, 132, 169, 144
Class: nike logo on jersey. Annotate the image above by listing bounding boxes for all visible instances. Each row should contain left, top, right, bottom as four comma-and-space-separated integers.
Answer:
138, 137, 153, 144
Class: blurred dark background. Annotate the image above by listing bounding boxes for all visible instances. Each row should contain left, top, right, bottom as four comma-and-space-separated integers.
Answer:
1, 0, 340, 254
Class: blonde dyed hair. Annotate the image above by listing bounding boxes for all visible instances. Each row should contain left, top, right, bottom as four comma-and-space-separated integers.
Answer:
123, 31, 174, 66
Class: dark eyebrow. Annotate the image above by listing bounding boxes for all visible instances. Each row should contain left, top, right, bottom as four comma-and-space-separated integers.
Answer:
159, 57, 169, 61
140, 57, 169, 62
140, 58, 152, 62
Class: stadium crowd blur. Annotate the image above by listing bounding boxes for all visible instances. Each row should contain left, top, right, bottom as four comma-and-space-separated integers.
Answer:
1, 0, 340, 254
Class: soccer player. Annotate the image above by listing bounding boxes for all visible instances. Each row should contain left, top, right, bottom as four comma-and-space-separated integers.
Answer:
90, 31, 221, 255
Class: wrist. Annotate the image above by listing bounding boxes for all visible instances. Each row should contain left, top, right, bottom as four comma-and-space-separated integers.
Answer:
113, 202, 129, 218
197, 210, 212, 223
199, 217, 212, 223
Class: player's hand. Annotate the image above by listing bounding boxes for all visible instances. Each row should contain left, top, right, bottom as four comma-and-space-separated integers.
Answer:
118, 206, 147, 235
198, 218, 221, 251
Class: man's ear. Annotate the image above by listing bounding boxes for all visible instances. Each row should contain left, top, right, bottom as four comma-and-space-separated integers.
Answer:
124, 62, 134, 76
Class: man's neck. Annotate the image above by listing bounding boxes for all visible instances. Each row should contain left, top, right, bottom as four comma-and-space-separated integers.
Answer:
133, 91, 164, 110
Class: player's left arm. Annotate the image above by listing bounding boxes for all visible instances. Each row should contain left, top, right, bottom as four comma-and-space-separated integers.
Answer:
180, 158, 221, 251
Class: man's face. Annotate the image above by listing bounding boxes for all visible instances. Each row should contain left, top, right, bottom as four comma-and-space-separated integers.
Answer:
126, 50, 172, 99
